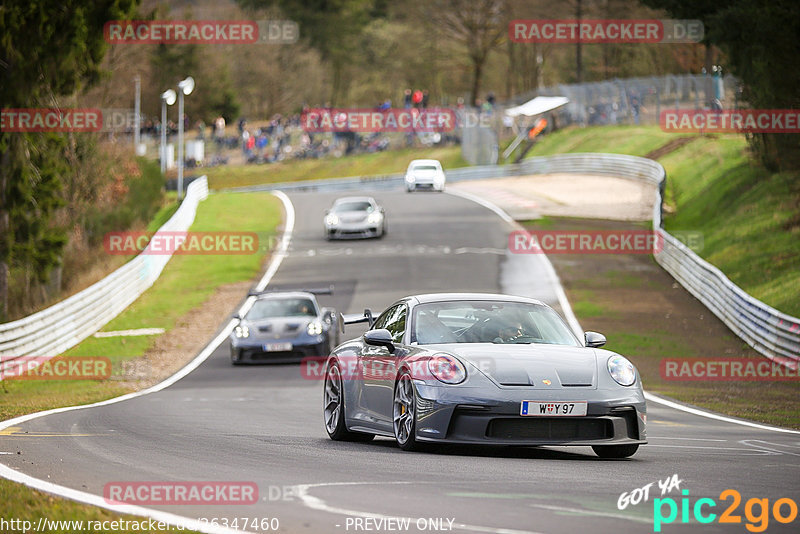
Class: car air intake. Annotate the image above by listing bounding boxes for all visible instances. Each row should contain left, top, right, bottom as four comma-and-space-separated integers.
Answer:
486, 418, 612, 440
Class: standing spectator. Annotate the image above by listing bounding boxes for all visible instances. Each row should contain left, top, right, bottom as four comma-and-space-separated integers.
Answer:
214, 115, 225, 148
412, 89, 423, 108
421, 90, 429, 109
242, 129, 250, 157
630, 95, 641, 125
403, 89, 412, 109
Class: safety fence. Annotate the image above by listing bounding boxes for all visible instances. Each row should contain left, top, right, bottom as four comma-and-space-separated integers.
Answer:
0, 177, 209, 366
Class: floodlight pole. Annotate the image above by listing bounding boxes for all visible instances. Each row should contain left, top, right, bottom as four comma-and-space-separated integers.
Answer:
177, 90, 185, 200
176, 77, 195, 201
160, 98, 167, 174
134, 75, 141, 150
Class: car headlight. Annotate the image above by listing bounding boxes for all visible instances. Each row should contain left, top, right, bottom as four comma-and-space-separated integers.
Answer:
234, 325, 250, 338
428, 354, 466, 384
607, 355, 636, 386
405, 174, 415, 183
367, 212, 382, 224
325, 214, 339, 225
307, 321, 323, 335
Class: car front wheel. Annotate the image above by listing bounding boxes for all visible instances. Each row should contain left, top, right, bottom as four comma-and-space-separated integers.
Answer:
393, 372, 423, 451
591, 444, 639, 459
324, 362, 374, 442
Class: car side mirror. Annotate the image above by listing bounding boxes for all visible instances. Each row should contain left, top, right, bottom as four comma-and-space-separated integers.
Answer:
232, 313, 241, 320
364, 329, 395, 352
585, 331, 606, 348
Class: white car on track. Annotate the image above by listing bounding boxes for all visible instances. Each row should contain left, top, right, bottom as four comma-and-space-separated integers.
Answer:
404, 159, 446, 192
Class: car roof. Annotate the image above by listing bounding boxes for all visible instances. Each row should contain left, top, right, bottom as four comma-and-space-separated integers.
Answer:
404, 293, 546, 306
333, 196, 376, 205
408, 159, 441, 166
254, 291, 318, 301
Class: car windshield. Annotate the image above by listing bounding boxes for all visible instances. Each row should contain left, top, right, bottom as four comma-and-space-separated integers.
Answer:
412, 300, 579, 346
412, 165, 438, 171
333, 201, 373, 212
246, 298, 317, 320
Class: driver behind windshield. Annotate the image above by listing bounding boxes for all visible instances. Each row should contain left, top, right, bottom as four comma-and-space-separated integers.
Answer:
493, 321, 525, 343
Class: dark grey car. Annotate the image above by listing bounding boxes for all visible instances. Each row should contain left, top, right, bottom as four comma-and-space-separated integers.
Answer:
230, 290, 338, 364
323, 293, 647, 458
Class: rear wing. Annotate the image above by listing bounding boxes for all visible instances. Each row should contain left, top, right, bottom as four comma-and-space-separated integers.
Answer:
248, 284, 334, 297
338, 308, 374, 333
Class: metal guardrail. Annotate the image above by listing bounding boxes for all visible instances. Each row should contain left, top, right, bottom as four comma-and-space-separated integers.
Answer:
489, 154, 799, 366
226, 154, 800, 365
0, 177, 209, 365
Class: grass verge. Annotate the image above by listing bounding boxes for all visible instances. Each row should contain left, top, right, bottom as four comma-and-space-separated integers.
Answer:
0, 191, 281, 420
0, 479, 194, 533
204, 145, 465, 189
0, 191, 282, 530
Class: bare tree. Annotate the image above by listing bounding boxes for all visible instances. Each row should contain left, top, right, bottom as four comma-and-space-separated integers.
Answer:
426, 0, 507, 106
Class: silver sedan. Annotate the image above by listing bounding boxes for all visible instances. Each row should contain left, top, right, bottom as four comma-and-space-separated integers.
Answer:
324, 196, 386, 240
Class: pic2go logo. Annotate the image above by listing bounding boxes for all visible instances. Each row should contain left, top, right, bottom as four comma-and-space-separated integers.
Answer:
653, 489, 798, 532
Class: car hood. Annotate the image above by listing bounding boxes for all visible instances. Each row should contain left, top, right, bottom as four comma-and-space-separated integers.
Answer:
427, 343, 598, 388
242, 317, 312, 338
334, 211, 368, 223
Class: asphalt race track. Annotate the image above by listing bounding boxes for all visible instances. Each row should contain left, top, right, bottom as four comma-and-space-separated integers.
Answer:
2, 190, 799, 534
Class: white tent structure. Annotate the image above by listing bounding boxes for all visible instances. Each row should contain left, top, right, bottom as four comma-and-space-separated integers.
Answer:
505, 96, 570, 118
503, 96, 569, 160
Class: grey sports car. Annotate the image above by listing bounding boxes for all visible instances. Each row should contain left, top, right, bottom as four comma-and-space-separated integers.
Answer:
230, 289, 338, 364
324, 196, 386, 240
322, 293, 646, 458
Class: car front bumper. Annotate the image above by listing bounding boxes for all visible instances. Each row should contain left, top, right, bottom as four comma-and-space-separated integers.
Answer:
325, 222, 382, 239
230, 334, 329, 363
411, 383, 646, 446
406, 181, 444, 191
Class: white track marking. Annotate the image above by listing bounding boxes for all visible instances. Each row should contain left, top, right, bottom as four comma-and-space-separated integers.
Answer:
647, 436, 727, 442
93, 328, 165, 338
740, 440, 800, 456
644, 444, 776, 455
295, 482, 543, 534
0, 191, 295, 534
645, 392, 800, 435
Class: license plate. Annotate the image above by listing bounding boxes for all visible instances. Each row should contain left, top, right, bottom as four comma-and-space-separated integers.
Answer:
263, 342, 292, 352
521, 401, 587, 416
